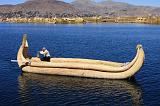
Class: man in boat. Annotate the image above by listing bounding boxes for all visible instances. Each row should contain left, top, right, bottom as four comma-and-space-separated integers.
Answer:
38, 47, 51, 62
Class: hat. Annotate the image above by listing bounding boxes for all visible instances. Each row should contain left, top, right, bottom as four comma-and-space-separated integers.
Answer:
42, 47, 46, 50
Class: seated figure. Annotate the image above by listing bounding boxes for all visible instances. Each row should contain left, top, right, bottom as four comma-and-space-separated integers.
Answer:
38, 47, 51, 62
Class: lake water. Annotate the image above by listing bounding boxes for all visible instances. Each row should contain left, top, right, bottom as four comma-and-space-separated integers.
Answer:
0, 23, 160, 106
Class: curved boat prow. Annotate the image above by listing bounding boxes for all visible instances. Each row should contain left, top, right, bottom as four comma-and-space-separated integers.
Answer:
123, 44, 145, 78
17, 35, 29, 68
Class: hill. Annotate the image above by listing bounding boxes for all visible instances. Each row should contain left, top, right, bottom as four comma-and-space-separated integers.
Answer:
72, 0, 160, 17
0, 0, 160, 18
0, 0, 78, 18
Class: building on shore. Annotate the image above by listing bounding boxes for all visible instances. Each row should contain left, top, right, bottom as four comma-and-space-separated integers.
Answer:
136, 17, 147, 23
116, 17, 137, 23
61, 17, 84, 24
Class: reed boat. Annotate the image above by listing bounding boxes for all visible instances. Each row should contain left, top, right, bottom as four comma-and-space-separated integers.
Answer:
17, 35, 145, 79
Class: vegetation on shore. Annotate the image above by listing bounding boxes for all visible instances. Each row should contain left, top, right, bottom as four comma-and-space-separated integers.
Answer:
0, 16, 160, 24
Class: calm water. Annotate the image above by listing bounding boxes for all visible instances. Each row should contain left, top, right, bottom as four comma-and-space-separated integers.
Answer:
0, 23, 160, 106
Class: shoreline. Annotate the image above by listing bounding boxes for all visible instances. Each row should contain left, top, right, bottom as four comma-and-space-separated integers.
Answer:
0, 17, 160, 25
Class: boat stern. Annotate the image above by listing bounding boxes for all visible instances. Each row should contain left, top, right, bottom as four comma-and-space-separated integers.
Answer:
17, 34, 29, 68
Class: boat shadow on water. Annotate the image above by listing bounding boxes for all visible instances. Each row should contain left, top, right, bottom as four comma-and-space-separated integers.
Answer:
18, 73, 144, 105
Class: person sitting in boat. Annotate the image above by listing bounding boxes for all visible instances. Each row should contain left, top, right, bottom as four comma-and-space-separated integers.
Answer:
38, 47, 51, 62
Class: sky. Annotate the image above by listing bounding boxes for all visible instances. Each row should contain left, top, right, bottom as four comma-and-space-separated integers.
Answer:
0, 0, 159, 7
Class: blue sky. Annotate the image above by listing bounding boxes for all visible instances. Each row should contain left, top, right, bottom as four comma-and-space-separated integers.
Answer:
0, 0, 159, 7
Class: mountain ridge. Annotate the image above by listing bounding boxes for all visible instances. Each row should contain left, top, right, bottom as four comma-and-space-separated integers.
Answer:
0, 0, 160, 18
72, 0, 160, 17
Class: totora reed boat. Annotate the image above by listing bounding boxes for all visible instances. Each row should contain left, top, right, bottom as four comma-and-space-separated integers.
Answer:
17, 35, 145, 79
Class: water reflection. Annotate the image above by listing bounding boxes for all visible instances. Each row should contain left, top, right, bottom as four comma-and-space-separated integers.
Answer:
18, 73, 144, 106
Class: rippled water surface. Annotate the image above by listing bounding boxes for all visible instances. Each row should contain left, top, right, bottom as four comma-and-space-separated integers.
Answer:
0, 23, 160, 106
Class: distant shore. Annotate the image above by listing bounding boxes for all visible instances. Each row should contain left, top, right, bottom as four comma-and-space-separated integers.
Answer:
0, 16, 160, 24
